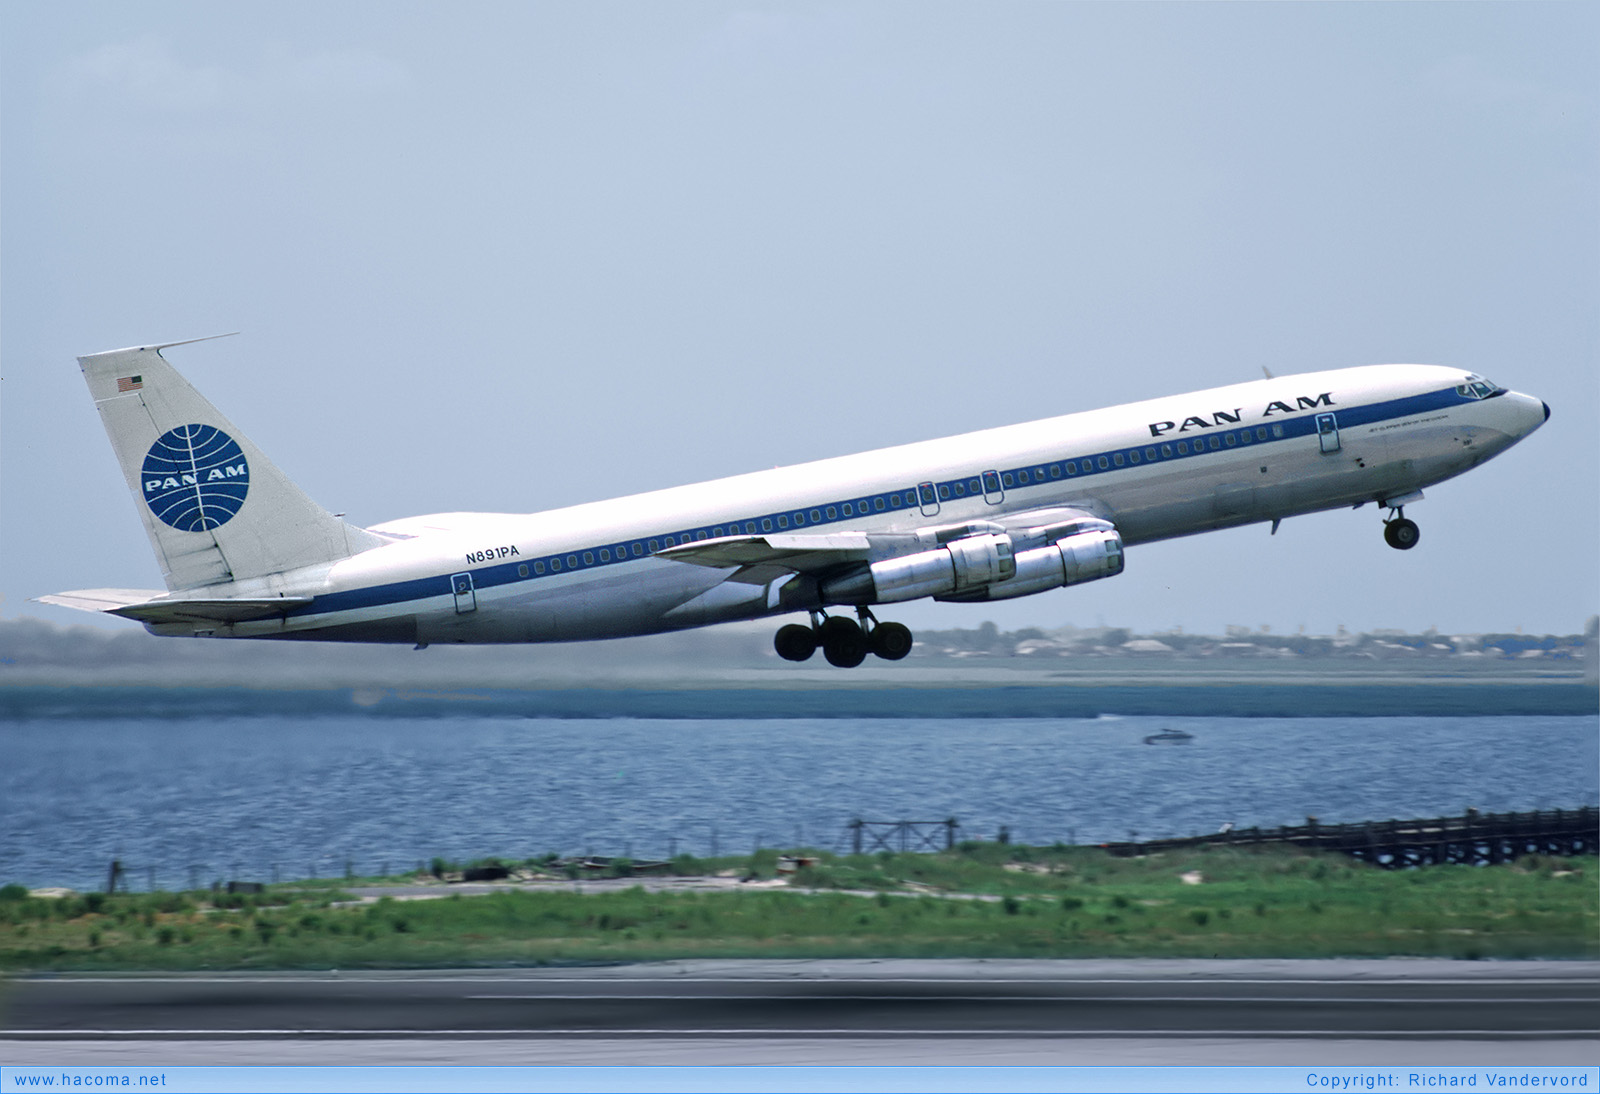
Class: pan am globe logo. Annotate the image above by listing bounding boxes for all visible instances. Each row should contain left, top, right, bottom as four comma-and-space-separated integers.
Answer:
141, 424, 251, 532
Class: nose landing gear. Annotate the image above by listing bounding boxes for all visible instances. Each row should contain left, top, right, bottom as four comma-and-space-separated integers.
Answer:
772, 608, 915, 667
1383, 507, 1420, 550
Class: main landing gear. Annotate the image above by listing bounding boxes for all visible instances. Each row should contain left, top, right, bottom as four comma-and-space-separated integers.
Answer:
774, 608, 914, 668
1383, 507, 1420, 551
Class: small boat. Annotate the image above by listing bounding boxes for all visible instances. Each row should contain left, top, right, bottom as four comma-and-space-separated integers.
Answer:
1142, 728, 1194, 745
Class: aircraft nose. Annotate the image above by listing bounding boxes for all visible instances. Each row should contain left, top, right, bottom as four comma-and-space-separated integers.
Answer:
1504, 391, 1549, 437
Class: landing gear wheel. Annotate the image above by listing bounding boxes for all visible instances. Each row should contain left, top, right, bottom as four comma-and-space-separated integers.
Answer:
773, 623, 817, 662
1384, 517, 1420, 551
818, 616, 868, 668
870, 621, 914, 661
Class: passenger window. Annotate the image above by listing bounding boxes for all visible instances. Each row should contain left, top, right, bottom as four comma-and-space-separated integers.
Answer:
534, 561, 546, 574
825, 507, 836, 520
1239, 431, 1251, 444
1051, 464, 1062, 478
583, 552, 594, 565
1066, 462, 1077, 475
1145, 447, 1157, 460
551, 557, 562, 571
953, 482, 965, 496
937, 485, 949, 500
776, 515, 787, 529
1162, 444, 1173, 457
1207, 436, 1218, 450
518, 564, 529, 578
874, 497, 886, 511
632, 543, 643, 556
1225, 434, 1236, 447
969, 478, 982, 493
1271, 424, 1284, 438
841, 503, 853, 516
811, 509, 822, 522
1113, 453, 1124, 467
567, 554, 578, 568
744, 522, 756, 533
762, 518, 773, 532
1257, 427, 1268, 441
889, 494, 902, 509
1129, 450, 1140, 463
1177, 442, 1188, 455
792, 513, 804, 526
647, 539, 658, 552
599, 549, 611, 562
1097, 456, 1109, 470
1035, 467, 1046, 480
1017, 470, 1029, 484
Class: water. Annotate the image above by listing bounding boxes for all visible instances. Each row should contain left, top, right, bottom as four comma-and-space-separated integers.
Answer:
2, 713, 1595, 891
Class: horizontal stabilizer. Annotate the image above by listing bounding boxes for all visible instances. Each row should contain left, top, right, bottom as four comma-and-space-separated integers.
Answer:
34, 589, 170, 614
37, 588, 311, 625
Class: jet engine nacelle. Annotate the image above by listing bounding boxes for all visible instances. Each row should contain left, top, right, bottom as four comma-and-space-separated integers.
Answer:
819, 533, 1015, 605
935, 528, 1124, 603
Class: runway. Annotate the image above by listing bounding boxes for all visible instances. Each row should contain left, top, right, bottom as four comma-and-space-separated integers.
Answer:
4, 959, 1596, 1065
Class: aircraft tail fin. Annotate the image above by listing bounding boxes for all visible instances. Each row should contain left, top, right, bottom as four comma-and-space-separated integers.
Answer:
76, 337, 386, 592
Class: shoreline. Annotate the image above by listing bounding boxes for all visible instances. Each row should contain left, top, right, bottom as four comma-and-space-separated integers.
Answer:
2, 680, 1594, 719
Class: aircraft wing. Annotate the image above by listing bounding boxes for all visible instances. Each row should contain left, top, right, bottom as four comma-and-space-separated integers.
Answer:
37, 588, 312, 624
654, 507, 1115, 586
985, 505, 1114, 537
655, 533, 872, 585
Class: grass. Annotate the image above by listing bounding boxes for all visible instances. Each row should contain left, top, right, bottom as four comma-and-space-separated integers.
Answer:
0, 844, 1593, 972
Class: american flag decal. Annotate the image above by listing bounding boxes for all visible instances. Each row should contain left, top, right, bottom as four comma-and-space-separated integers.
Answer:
117, 375, 143, 392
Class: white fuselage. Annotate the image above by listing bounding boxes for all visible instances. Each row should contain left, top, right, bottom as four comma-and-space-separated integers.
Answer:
152, 364, 1547, 644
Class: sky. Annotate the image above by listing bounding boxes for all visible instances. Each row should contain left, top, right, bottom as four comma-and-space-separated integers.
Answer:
3, 2, 1596, 640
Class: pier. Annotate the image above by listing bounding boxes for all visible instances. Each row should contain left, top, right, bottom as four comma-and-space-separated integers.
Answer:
1101, 807, 1599, 867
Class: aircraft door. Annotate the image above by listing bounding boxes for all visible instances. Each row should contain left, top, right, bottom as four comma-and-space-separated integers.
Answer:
1316, 413, 1340, 454
982, 470, 1005, 505
917, 481, 940, 518
450, 572, 477, 614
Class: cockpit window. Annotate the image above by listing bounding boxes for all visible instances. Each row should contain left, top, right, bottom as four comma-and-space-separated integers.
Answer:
1456, 377, 1505, 400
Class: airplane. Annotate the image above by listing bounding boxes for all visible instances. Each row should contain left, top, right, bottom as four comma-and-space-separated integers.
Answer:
39, 337, 1549, 667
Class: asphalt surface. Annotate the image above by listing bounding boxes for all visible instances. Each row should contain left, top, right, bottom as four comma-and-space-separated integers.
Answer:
4, 959, 1596, 1044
